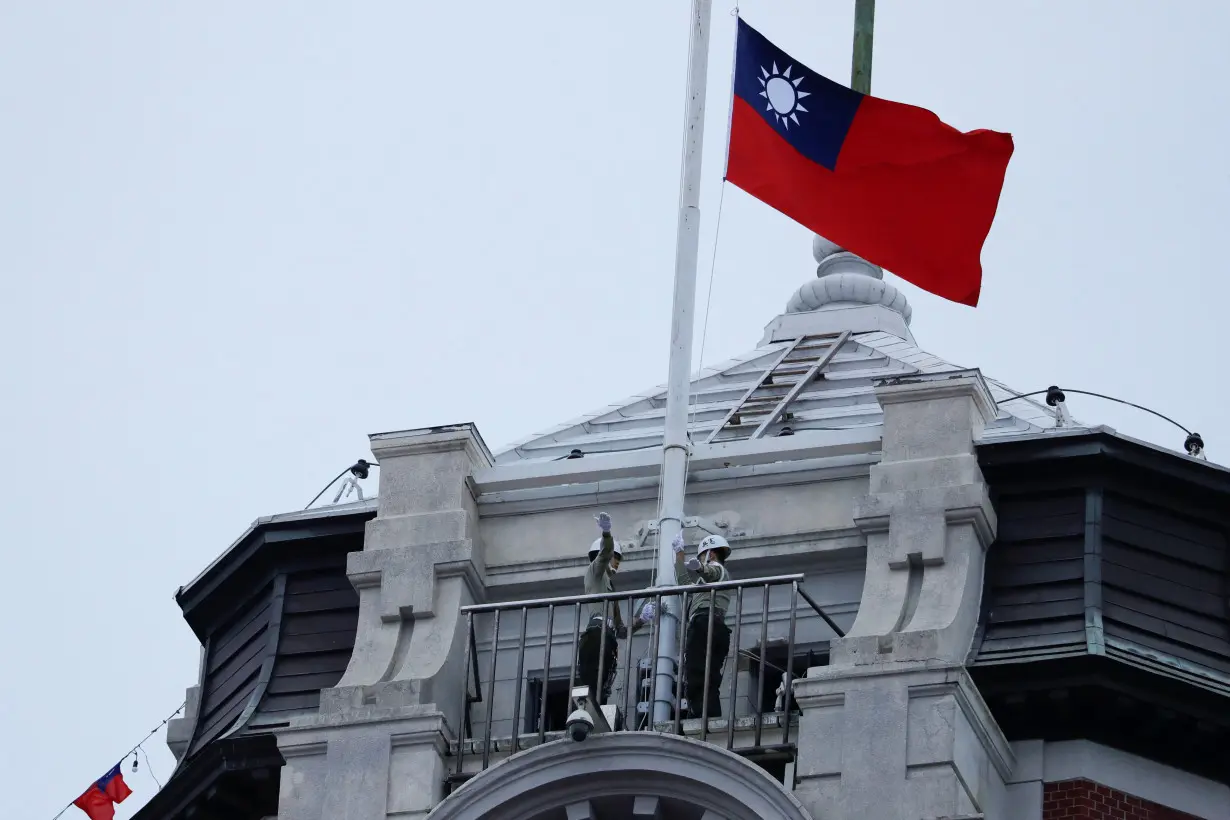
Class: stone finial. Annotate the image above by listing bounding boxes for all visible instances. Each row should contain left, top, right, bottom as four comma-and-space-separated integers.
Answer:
761, 235, 916, 344
812, 235, 882, 279
784, 235, 912, 325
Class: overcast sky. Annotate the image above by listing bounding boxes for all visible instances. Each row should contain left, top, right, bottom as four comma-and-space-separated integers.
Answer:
3, 2, 1228, 817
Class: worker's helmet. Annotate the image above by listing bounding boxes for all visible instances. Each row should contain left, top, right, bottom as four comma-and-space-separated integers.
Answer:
588, 537, 623, 562
697, 534, 731, 561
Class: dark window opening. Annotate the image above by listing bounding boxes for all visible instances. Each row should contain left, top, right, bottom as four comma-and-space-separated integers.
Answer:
739, 748, 794, 787
748, 641, 829, 714
524, 677, 573, 734
757, 756, 790, 785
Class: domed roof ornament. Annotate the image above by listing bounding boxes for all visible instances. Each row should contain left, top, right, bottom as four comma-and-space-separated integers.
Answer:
760, 234, 915, 345
788, 236, 912, 324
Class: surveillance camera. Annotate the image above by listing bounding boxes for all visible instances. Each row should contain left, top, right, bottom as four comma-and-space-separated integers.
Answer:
566, 708, 594, 742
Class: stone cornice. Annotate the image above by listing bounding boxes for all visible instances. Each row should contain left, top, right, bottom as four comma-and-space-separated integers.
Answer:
909, 670, 1016, 781
853, 483, 997, 549
874, 369, 997, 425
482, 527, 866, 585
474, 427, 881, 495
794, 662, 1015, 780
278, 705, 449, 748
346, 539, 486, 617
370, 422, 494, 469
478, 452, 877, 515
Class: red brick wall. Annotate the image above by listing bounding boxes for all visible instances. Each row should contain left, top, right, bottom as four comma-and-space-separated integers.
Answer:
1043, 779, 1204, 820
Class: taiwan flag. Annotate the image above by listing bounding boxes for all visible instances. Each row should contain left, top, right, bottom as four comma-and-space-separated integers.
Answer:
725, 18, 1014, 306
73, 764, 132, 820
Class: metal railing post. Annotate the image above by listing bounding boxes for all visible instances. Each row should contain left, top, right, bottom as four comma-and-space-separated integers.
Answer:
781, 580, 799, 746
700, 601, 717, 741
567, 603, 580, 706
797, 585, 846, 637
538, 604, 555, 745
726, 586, 743, 751
623, 598, 636, 729
455, 611, 474, 776
509, 607, 529, 752
754, 584, 769, 747
482, 610, 501, 771
646, 591, 663, 730
673, 591, 689, 735
596, 599, 609, 706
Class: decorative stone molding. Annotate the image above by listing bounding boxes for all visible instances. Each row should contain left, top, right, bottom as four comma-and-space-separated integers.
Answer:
792, 663, 1013, 820
838, 370, 998, 666
276, 705, 451, 820
429, 732, 814, 820
334, 539, 477, 696
787, 272, 912, 325
332, 423, 492, 704
760, 237, 914, 344
271, 424, 494, 820
367, 423, 491, 543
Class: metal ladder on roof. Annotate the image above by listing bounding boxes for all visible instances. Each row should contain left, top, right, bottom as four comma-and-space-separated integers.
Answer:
704, 330, 851, 444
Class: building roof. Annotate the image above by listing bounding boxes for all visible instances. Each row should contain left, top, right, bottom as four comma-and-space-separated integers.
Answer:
491, 242, 1096, 465
493, 328, 1070, 466
177, 496, 377, 603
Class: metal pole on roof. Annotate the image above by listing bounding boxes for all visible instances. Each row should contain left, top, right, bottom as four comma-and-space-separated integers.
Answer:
654, 0, 713, 725
851, 0, 875, 94
811, 0, 875, 255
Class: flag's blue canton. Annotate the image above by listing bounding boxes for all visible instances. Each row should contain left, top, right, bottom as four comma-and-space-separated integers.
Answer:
95, 764, 123, 790
733, 18, 863, 171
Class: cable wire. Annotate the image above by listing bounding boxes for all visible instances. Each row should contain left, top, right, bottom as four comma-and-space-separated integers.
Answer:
997, 387, 1193, 435
51, 702, 186, 820
303, 459, 378, 509
303, 467, 352, 510
694, 182, 728, 404
140, 745, 162, 791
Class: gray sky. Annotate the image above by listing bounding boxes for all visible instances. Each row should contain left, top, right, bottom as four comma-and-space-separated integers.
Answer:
2, 2, 1227, 816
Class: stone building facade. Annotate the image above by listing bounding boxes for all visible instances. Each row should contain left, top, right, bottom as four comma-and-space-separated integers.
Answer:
138, 246, 1230, 820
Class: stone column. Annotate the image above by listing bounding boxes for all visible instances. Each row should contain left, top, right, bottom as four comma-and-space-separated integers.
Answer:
793, 371, 1014, 820
275, 424, 492, 820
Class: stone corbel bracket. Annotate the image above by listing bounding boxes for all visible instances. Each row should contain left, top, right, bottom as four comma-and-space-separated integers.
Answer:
333, 423, 492, 705
336, 538, 484, 700
839, 371, 1000, 666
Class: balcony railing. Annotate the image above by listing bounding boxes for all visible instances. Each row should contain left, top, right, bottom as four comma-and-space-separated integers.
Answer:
451, 573, 844, 782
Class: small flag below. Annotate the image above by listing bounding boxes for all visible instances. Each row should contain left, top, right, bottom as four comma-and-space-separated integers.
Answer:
73, 763, 133, 820
726, 18, 1014, 307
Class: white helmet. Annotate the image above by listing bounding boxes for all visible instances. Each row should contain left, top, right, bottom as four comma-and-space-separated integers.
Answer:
697, 534, 731, 561
588, 537, 623, 560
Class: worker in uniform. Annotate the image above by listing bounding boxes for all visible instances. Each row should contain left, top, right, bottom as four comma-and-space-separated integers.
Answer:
672, 531, 733, 719
577, 512, 655, 708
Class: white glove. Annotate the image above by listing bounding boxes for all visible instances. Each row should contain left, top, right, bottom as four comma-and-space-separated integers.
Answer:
595, 512, 612, 533
640, 602, 657, 621
671, 532, 685, 554
685, 557, 701, 572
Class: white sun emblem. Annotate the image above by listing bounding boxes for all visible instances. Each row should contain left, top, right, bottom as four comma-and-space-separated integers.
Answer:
758, 62, 810, 129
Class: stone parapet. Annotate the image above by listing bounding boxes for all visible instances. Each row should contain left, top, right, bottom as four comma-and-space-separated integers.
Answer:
276, 705, 450, 820
273, 423, 493, 819
793, 663, 1013, 820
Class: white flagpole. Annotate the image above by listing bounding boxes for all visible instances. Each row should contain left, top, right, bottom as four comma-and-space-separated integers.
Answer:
654, 0, 713, 725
